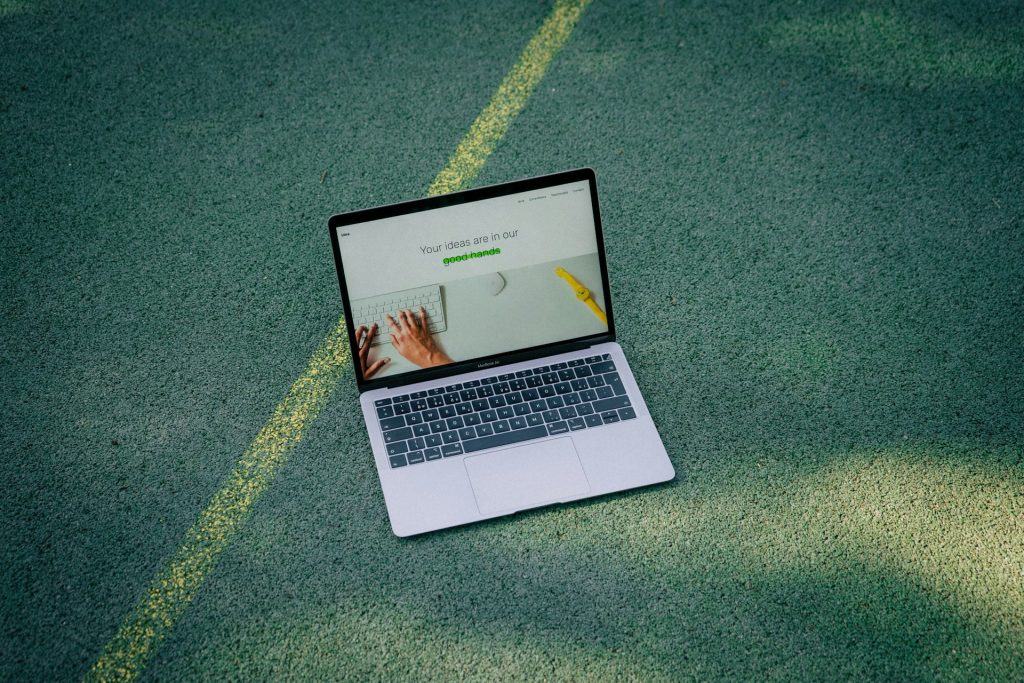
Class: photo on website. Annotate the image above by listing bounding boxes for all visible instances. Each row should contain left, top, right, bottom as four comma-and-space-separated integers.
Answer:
337, 180, 608, 380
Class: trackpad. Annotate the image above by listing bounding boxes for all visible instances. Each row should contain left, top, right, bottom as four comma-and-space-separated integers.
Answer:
464, 438, 591, 515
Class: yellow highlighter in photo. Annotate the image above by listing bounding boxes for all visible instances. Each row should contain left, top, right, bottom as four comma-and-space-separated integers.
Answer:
555, 266, 607, 325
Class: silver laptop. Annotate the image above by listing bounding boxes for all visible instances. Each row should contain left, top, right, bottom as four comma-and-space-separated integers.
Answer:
328, 168, 674, 536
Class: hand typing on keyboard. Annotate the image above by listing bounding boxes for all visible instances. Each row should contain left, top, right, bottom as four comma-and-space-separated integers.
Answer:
355, 323, 391, 378
386, 307, 453, 369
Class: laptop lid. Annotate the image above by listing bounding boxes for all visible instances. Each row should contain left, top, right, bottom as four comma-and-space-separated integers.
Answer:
328, 168, 615, 392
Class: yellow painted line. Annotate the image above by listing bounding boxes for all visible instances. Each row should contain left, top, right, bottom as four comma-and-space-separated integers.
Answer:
428, 0, 592, 196
85, 1, 591, 681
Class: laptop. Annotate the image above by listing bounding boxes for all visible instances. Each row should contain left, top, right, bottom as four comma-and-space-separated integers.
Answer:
328, 168, 674, 536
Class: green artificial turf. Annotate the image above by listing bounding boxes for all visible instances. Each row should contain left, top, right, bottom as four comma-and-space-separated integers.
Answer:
2, 0, 1022, 680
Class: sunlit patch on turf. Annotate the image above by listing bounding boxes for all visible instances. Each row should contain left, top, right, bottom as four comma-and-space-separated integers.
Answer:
764, 11, 1024, 86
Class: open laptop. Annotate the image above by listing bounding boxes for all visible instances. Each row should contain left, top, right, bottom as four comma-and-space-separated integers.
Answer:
328, 168, 674, 536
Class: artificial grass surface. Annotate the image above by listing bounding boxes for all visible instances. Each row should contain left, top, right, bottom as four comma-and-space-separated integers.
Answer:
2, 0, 1022, 680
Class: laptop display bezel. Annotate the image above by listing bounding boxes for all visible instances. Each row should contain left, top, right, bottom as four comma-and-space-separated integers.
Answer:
328, 168, 616, 392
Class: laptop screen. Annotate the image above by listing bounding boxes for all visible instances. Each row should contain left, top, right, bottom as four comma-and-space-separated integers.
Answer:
330, 170, 612, 386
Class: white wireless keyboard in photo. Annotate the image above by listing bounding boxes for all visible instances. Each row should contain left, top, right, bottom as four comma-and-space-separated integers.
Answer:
351, 284, 446, 346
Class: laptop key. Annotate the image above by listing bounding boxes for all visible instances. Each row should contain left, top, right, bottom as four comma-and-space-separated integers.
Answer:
559, 407, 577, 420
535, 365, 550, 374
462, 425, 548, 453
383, 427, 413, 443
619, 407, 637, 420
573, 365, 592, 378
411, 399, 428, 411
442, 443, 463, 457
605, 372, 626, 396
460, 389, 477, 401
542, 410, 560, 423
488, 395, 506, 408
464, 413, 482, 426
547, 421, 569, 435
429, 420, 447, 433
494, 382, 511, 394
459, 427, 477, 440
542, 373, 559, 384
575, 403, 594, 416
376, 406, 395, 419
539, 385, 556, 398
570, 379, 588, 391
513, 403, 531, 416
476, 423, 494, 437
394, 402, 411, 415
426, 434, 443, 447
497, 407, 514, 419
592, 361, 615, 374
405, 413, 423, 425
587, 375, 605, 388
596, 386, 614, 399
379, 416, 406, 431
592, 396, 631, 413
515, 370, 532, 377
423, 409, 439, 421
564, 393, 581, 406
568, 359, 585, 367
568, 417, 586, 431
551, 362, 568, 370
522, 388, 540, 401
529, 399, 547, 412
393, 394, 409, 402
408, 437, 425, 450
411, 391, 427, 399
555, 382, 572, 395
440, 406, 456, 418
499, 373, 515, 381
481, 410, 498, 422
463, 380, 480, 388
375, 398, 392, 407
442, 431, 460, 444
427, 396, 444, 408
456, 403, 472, 415
492, 420, 511, 433
580, 389, 597, 402
389, 454, 407, 468
510, 379, 527, 391
546, 396, 565, 409
526, 376, 544, 388
386, 442, 408, 456
472, 399, 489, 412
510, 416, 527, 430
506, 391, 523, 404
585, 355, 601, 364
424, 447, 442, 461
443, 393, 461, 405
601, 411, 620, 424
526, 413, 543, 427
446, 416, 464, 430
584, 414, 603, 428
407, 450, 425, 464
477, 385, 494, 397
558, 369, 575, 381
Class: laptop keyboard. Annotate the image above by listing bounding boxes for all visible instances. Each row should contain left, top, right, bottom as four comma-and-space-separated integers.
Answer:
374, 354, 637, 468
351, 284, 446, 346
